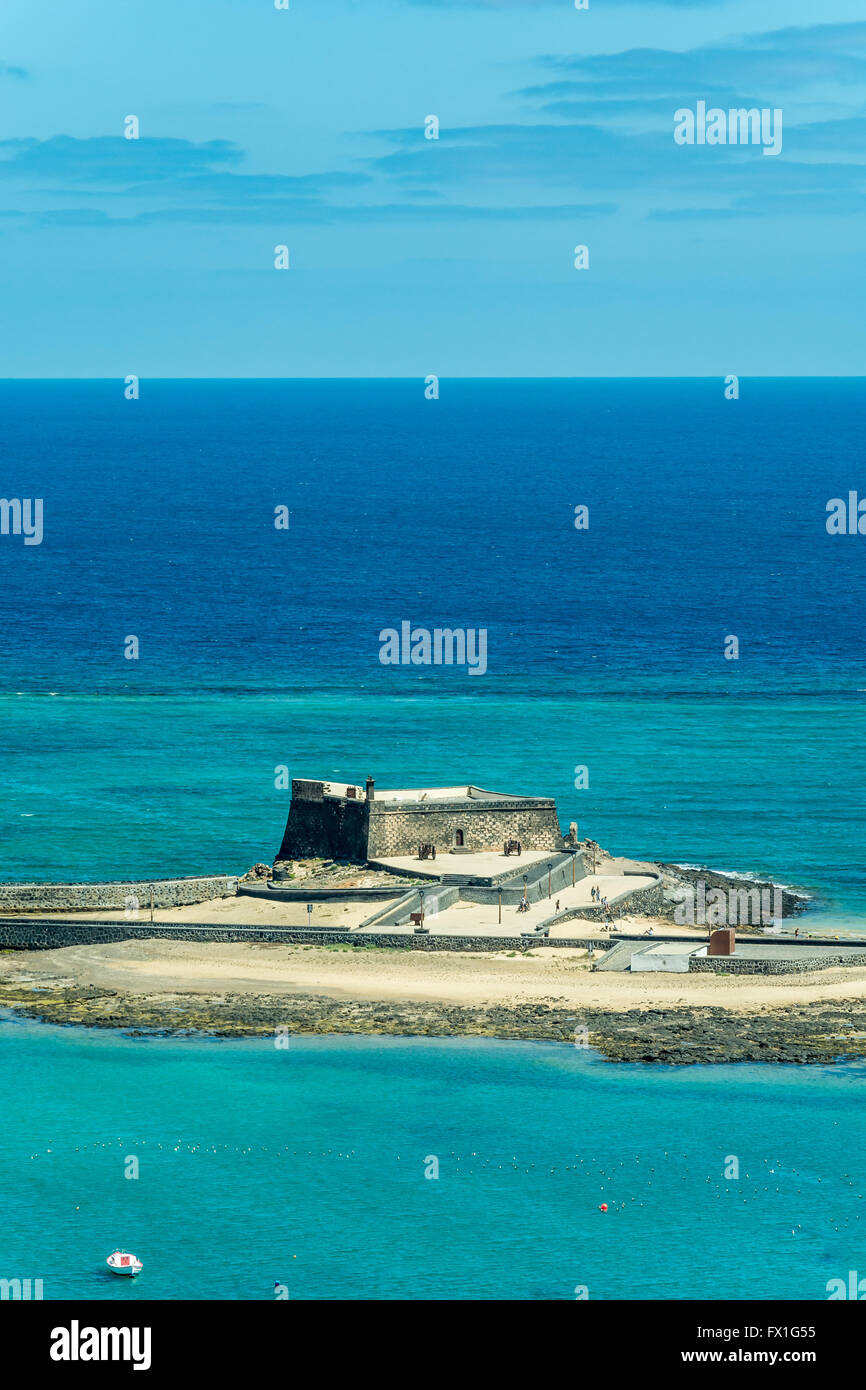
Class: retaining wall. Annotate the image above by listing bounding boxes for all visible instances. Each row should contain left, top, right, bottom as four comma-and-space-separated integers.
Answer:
364, 884, 461, 929
688, 950, 866, 975
459, 853, 585, 905
538, 880, 665, 927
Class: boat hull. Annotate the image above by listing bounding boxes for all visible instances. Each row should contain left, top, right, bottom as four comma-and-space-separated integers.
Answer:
106, 1253, 142, 1276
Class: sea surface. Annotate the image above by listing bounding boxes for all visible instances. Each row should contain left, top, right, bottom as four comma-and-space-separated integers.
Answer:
1, 379, 864, 924
1, 384, 864, 1304
2, 1020, 864, 1302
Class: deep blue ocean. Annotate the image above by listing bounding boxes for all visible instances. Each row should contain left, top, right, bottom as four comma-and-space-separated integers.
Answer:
1, 379, 864, 922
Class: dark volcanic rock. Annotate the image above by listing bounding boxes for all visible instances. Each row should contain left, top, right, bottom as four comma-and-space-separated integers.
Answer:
656, 862, 811, 923
0, 980, 864, 1066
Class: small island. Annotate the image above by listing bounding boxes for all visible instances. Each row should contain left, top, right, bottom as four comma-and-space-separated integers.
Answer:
3, 774, 865, 1065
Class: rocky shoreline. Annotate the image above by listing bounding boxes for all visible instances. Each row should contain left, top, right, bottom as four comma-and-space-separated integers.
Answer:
656, 862, 812, 923
2, 979, 864, 1065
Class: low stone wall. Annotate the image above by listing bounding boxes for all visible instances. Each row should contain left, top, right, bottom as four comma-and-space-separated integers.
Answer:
541, 880, 665, 926
0, 919, 603, 953
0, 876, 238, 914
689, 950, 866, 975
616, 883, 665, 916
239, 885, 401, 903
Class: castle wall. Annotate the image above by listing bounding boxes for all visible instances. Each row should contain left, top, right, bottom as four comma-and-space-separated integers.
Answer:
276, 796, 368, 862
366, 799, 562, 858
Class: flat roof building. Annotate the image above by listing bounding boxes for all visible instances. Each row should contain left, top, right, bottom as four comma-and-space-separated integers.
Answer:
275, 776, 566, 865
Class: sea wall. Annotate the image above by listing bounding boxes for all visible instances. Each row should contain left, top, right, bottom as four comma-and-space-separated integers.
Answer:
0, 876, 238, 914
2, 917, 864, 972
0, 919, 602, 952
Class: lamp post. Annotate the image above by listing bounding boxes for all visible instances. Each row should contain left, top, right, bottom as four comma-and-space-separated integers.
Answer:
419, 888, 425, 925
498, 889, 502, 925
522, 874, 528, 911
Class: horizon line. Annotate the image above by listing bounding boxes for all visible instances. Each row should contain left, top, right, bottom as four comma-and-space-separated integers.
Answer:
2, 374, 866, 383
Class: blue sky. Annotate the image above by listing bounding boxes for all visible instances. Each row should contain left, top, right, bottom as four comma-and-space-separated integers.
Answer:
2, 0, 865, 375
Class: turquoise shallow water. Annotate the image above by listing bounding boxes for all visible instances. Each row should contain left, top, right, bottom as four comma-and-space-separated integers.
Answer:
2, 1020, 865, 1302
3, 689, 865, 928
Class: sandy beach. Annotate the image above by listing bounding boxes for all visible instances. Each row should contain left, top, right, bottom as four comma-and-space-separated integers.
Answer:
6, 935, 866, 1008
3, 936, 866, 1064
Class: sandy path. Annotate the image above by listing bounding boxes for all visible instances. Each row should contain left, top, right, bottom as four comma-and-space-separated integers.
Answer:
12, 896, 373, 928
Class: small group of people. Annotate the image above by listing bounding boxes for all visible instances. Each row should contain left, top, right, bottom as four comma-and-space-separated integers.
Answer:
589, 883, 617, 930
517, 897, 530, 914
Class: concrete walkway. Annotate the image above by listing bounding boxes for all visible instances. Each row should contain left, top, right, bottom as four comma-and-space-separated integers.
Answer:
356, 872, 656, 937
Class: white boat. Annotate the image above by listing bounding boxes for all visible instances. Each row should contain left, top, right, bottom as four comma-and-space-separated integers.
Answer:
106, 1250, 143, 1276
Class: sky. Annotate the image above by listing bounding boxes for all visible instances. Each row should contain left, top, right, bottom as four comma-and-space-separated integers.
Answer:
1, 0, 865, 376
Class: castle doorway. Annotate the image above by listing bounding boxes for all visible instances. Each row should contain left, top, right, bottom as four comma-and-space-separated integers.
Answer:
454, 829, 465, 847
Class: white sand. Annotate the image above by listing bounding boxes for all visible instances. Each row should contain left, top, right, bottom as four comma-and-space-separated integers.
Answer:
8, 937, 866, 1014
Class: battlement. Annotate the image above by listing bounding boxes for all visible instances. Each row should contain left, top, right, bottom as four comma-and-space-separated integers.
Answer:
291, 779, 366, 803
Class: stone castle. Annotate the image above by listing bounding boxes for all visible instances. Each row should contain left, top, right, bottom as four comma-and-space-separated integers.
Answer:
275, 777, 567, 865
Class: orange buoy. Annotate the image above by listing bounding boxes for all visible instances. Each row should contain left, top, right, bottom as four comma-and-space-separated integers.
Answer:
599, 1203, 608, 1212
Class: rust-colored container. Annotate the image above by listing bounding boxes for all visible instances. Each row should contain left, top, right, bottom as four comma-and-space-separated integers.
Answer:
708, 928, 735, 956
